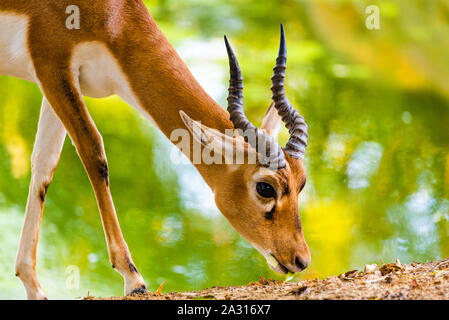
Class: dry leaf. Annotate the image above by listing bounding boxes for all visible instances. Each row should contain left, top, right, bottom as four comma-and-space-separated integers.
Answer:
380, 263, 403, 276
258, 276, 269, 285
289, 286, 310, 296
344, 270, 359, 278
156, 280, 167, 295
364, 264, 380, 274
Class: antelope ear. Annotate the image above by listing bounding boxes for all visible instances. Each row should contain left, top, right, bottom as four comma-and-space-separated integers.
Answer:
261, 101, 282, 141
179, 110, 255, 164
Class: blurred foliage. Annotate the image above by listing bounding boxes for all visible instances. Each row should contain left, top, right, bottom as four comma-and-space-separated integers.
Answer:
0, 0, 448, 298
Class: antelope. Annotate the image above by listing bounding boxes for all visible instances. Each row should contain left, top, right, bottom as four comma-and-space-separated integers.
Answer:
0, 0, 310, 299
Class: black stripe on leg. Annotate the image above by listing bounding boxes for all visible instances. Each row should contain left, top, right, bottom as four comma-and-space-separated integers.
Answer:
60, 73, 79, 108
126, 256, 139, 274
98, 161, 109, 186
39, 183, 50, 203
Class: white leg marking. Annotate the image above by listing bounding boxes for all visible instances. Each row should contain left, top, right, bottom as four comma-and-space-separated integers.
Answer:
15, 98, 66, 300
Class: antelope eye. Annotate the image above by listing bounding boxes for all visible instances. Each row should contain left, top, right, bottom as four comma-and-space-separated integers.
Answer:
256, 182, 276, 199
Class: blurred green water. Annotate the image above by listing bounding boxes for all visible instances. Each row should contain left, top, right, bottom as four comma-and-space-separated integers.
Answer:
0, 0, 448, 299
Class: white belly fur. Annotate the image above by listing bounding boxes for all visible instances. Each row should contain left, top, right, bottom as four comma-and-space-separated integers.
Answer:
0, 12, 155, 125
0, 13, 34, 81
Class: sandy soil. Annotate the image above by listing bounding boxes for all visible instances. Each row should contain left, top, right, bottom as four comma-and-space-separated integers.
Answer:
85, 258, 449, 300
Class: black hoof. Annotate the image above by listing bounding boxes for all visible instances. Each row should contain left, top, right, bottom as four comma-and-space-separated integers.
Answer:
130, 286, 148, 296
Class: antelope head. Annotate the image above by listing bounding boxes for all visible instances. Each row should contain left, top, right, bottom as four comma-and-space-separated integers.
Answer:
181, 25, 310, 274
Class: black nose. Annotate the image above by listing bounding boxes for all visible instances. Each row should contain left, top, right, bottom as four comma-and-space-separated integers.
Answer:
295, 256, 309, 271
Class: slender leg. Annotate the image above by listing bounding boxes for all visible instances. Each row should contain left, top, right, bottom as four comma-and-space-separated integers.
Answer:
35, 65, 147, 296
15, 98, 66, 300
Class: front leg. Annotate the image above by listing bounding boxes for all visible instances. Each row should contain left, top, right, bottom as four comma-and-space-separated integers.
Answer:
35, 63, 147, 296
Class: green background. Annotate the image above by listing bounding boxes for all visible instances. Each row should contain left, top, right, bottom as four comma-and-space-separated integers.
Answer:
0, 0, 448, 299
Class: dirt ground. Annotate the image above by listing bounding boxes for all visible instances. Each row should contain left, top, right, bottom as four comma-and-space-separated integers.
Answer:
85, 258, 449, 300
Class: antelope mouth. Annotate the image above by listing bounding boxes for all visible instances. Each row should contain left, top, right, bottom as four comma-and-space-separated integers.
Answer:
266, 254, 293, 275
